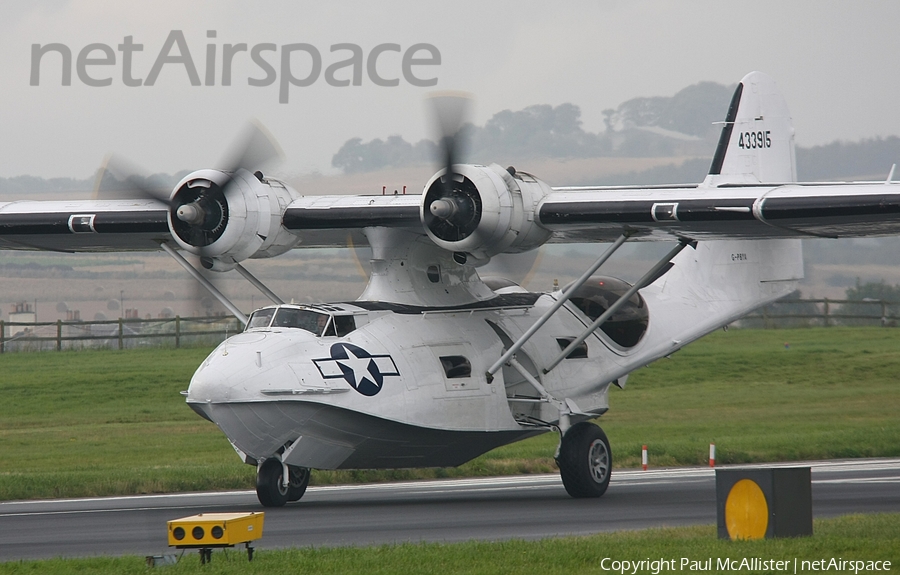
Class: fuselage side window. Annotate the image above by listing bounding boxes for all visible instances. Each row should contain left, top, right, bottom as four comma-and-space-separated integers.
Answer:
440, 355, 472, 378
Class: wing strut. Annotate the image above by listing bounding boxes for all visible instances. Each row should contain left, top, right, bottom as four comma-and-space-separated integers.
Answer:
486, 232, 632, 381
544, 237, 696, 374
234, 263, 284, 305
159, 243, 249, 326
506, 356, 589, 437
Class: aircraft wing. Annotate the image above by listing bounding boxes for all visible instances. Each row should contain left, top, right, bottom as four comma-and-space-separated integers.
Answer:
537, 181, 900, 242
5, 181, 900, 253
281, 193, 421, 248
3, 71, 900, 260
0, 198, 170, 251
275, 177, 900, 251
281, 70, 900, 248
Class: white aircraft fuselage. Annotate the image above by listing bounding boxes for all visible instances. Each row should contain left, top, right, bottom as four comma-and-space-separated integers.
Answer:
187, 231, 801, 472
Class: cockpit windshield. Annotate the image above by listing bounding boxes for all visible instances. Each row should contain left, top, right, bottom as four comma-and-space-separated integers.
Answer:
245, 306, 357, 337
272, 308, 330, 334
246, 308, 276, 329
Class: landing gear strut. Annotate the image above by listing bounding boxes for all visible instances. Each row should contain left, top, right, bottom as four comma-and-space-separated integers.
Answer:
256, 459, 310, 507
556, 422, 611, 498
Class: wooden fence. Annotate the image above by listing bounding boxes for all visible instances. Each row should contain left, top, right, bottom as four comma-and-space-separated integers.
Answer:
737, 298, 900, 329
1, 298, 896, 353
0, 315, 243, 353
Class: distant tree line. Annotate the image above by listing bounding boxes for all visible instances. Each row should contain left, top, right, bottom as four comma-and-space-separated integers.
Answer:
838, 279, 900, 326
601, 81, 734, 137
796, 137, 900, 180
0, 175, 96, 195
332, 82, 735, 175
331, 81, 735, 174
844, 278, 900, 302
5, 79, 900, 193
330, 80, 900, 184
0, 170, 190, 197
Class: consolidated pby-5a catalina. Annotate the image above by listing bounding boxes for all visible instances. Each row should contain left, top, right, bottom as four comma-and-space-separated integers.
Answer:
3, 72, 900, 506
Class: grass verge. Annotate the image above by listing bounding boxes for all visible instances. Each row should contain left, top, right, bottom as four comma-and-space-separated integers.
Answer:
1, 327, 899, 500
1, 514, 897, 574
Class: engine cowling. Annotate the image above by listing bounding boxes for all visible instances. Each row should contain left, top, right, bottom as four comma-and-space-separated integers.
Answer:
420, 164, 552, 260
168, 169, 300, 268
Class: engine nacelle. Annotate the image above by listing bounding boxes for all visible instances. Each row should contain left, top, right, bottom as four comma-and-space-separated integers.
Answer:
168, 169, 301, 266
421, 164, 552, 260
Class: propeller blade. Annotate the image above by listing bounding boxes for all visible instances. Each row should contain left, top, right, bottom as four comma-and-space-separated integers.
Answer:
427, 92, 473, 186
95, 121, 283, 262
482, 248, 545, 288
93, 154, 173, 205
217, 120, 284, 175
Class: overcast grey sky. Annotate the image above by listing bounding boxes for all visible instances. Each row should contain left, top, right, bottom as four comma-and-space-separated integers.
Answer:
2, 1, 899, 180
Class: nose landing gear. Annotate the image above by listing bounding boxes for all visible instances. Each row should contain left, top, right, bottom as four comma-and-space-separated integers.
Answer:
256, 458, 311, 507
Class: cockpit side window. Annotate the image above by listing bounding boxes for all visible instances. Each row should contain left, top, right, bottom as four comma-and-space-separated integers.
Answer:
333, 315, 356, 337
246, 308, 276, 329
320, 316, 336, 337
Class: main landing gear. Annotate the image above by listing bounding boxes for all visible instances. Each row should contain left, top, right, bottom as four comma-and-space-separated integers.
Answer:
556, 422, 612, 498
256, 459, 310, 507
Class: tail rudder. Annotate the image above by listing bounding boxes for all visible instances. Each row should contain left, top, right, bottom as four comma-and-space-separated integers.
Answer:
703, 71, 796, 186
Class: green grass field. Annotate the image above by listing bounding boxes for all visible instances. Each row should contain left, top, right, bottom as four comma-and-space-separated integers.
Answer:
1, 514, 897, 574
1, 327, 899, 500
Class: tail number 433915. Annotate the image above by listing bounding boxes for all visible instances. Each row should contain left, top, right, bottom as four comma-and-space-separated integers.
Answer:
738, 131, 771, 149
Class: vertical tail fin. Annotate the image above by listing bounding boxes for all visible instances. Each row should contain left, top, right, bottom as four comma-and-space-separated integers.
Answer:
703, 71, 796, 186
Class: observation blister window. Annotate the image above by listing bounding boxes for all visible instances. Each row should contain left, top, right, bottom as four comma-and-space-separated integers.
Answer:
565, 277, 649, 348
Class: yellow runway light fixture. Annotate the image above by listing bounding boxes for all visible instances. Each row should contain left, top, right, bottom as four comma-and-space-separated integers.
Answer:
167, 512, 264, 564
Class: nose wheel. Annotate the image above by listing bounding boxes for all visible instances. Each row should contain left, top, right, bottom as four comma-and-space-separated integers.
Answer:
256, 459, 311, 507
556, 422, 612, 498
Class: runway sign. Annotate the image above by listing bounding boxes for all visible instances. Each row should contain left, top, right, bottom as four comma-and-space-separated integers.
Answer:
715, 467, 812, 540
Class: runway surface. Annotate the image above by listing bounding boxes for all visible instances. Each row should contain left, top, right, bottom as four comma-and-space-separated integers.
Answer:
1, 458, 898, 561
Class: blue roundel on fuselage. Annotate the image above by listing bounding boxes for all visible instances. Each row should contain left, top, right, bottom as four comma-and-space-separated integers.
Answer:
319, 342, 400, 397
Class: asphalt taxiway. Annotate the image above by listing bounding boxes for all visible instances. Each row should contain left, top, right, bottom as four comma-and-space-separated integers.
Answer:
1, 458, 898, 561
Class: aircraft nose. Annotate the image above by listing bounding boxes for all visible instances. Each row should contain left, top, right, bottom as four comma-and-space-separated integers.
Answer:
185, 330, 309, 404
186, 367, 219, 402
185, 340, 250, 403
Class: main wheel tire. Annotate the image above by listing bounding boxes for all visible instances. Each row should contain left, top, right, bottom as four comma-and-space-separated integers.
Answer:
256, 458, 289, 507
286, 466, 311, 502
556, 422, 612, 498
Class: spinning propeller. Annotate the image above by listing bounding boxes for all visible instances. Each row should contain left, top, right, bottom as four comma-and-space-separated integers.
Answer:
423, 93, 483, 243
95, 122, 285, 317
97, 121, 283, 256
